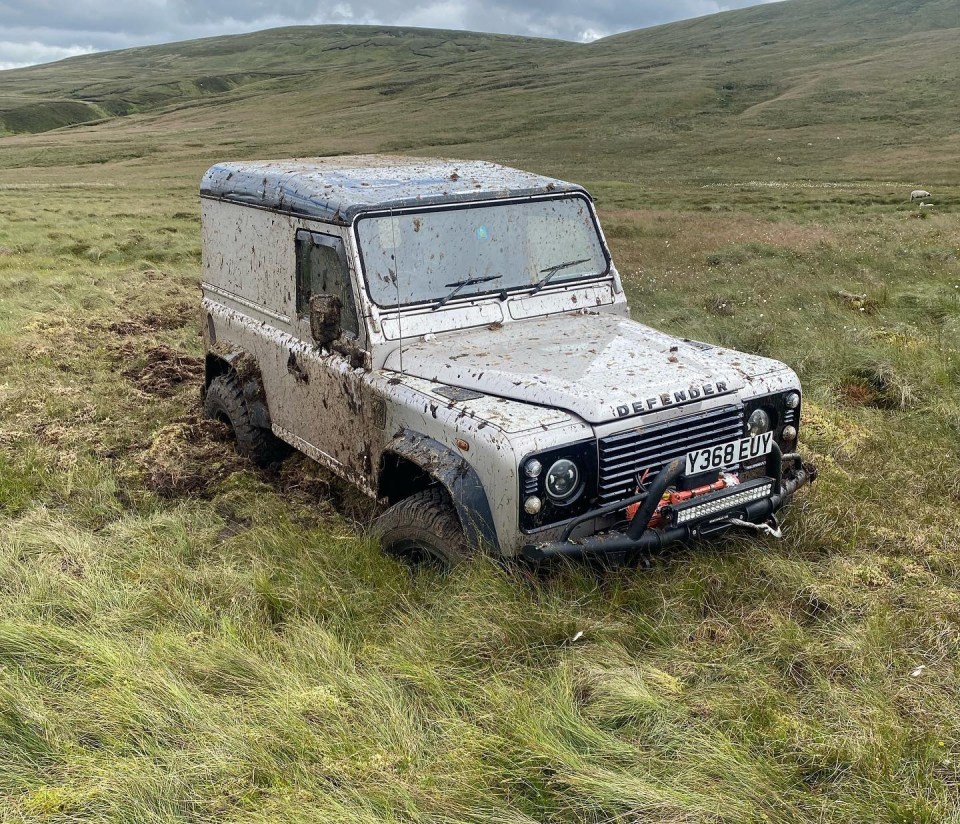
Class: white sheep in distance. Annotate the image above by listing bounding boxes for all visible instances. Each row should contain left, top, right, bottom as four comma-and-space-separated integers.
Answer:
910, 189, 932, 201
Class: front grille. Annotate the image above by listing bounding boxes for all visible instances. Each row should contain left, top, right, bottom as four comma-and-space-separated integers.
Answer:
597, 405, 744, 504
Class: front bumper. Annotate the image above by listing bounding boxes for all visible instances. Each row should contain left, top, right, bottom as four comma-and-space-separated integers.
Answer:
521, 446, 816, 561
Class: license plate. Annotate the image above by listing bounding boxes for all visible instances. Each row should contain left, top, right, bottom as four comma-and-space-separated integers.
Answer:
686, 432, 773, 475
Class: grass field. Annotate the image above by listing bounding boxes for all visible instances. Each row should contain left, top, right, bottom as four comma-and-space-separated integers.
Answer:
1, 0, 960, 821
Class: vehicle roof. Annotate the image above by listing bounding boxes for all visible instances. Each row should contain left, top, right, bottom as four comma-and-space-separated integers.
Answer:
200, 155, 588, 224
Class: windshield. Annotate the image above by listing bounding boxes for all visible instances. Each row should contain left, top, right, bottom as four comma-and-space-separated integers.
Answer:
356, 195, 608, 308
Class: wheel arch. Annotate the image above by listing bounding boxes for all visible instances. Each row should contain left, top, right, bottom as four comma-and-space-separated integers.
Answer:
378, 431, 500, 554
204, 351, 233, 389
204, 349, 272, 430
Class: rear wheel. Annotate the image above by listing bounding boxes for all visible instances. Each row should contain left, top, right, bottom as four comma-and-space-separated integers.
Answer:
203, 373, 288, 467
374, 487, 472, 569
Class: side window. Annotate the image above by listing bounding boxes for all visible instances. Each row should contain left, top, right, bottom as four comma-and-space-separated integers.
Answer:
295, 230, 360, 338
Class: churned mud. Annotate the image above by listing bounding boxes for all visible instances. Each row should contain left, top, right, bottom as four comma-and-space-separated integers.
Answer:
120, 343, 204, 396
90, 301, 194, 337
135, 409, 373, 525
137, 416, 247, 497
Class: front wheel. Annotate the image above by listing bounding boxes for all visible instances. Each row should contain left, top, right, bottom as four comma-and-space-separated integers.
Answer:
374, 487, 472, 569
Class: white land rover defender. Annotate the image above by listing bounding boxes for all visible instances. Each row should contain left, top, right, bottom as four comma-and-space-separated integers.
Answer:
199, 156, 815, 565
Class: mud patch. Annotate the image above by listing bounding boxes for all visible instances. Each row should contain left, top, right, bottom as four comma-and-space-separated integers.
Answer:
133, 409, 374, 521
705, 294, 736, 317
92, 302, 194, 337
138, 418, 248, 498
276, 453, 335, 501
846, 364, 915, 410
215, 519, 253, 543
134, 413, 370, 515
31, 419, 73, 447
837, 382, 878, 408
120, 344, 203, 396
276, 453, 375, 525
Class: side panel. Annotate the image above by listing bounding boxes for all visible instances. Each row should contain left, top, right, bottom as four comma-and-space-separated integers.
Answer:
200, 198, 370, 344
201, 199, 297, 322
203, 300, 383, 496
201, 199, 384, 493
277, 340, 385, 492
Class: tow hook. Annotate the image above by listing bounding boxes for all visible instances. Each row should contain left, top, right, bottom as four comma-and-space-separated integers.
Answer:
728, 514, 783, 539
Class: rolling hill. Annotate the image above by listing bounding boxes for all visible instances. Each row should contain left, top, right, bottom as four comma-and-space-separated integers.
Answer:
0, 0, 958, 187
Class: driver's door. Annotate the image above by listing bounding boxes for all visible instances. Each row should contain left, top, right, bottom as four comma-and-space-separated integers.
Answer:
279, 229, 381, 493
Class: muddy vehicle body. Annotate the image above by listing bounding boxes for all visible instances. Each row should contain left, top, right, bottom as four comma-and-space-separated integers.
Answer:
200, 156, 815, 565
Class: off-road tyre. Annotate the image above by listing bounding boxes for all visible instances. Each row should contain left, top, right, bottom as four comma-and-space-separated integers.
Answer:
203, 373, 288, 467
374, 486, 473, 569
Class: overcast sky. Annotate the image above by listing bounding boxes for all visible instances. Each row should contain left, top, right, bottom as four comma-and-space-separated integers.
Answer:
0, 0, 784, 70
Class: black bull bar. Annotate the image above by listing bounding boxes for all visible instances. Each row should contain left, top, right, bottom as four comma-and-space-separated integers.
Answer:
521, 445, 817, 562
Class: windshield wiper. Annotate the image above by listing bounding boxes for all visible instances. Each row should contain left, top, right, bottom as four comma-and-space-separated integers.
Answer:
433, 275, 502, 310
530, 257, 592, 295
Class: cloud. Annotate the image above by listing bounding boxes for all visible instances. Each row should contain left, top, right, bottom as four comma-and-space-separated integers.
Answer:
0, 0, 785, 69
0, 41, 97, 70
579, 29, 610, 43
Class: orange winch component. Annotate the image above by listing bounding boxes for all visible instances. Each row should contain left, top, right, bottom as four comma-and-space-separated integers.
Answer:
625, 475, 737, 528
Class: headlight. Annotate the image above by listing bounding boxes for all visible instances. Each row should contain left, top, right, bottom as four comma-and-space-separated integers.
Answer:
746, 409, 771, 437
785, 391, 800, 409
545, 458, 580, 502
519, 440, 597, 529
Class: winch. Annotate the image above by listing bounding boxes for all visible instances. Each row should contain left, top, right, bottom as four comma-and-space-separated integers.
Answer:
626, 471, 740, 528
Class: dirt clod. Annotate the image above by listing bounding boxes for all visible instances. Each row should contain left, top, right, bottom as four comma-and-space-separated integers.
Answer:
833, 289, 878, 314
108, 314, 183, 336
121, 344, 203, 396
138, 418, 247, 498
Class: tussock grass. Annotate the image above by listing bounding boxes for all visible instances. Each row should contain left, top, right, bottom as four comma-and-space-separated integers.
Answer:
0, 222, 960, 822
0, 192, 957, 820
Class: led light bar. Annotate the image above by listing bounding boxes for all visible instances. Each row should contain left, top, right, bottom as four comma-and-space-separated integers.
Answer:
672, 479, 774, 525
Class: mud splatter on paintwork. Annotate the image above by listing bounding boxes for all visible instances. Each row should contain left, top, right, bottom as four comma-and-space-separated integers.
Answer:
201, 155, 585, 226
199, 156, 808, 557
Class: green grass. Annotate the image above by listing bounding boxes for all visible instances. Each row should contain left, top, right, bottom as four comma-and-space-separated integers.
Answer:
1, 0, 960, 820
